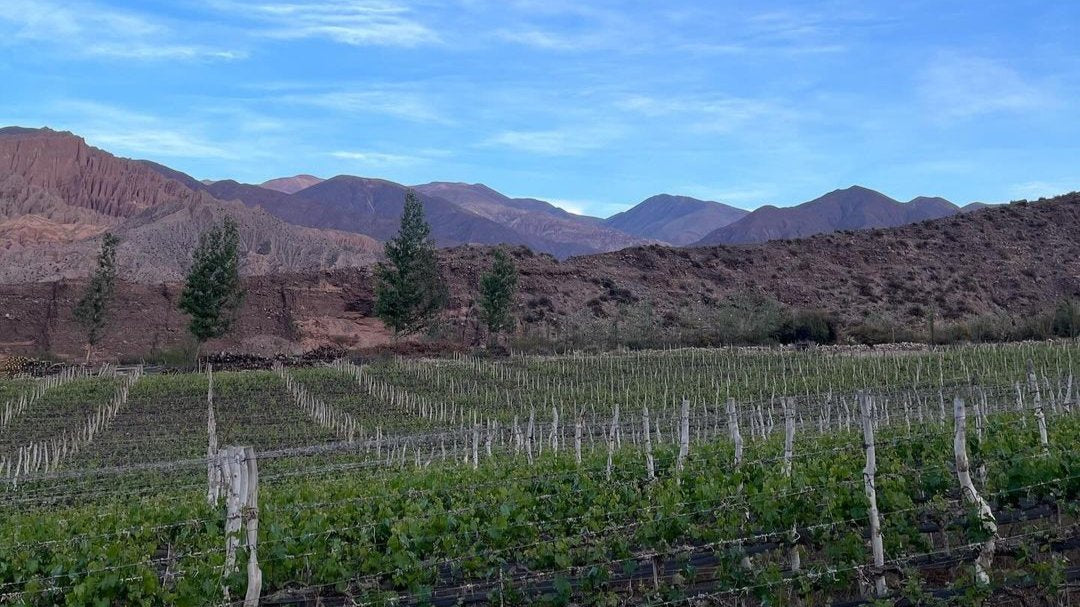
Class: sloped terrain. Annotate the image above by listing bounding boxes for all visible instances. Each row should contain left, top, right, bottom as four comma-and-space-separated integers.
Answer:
695, 186, 960, 245
413, 182, 649, 254
603, 194, 749, 245
260, 174, 324, 194
0, 128, 379, 282
157, 172, 607, 258
4, 192, 1077, 359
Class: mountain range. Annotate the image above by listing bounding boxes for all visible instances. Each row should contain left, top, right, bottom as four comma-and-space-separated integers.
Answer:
3, 191, 1077, 359
604, 194, 749, 245
0, 126, 991, 283
0, 127, 379, 283
694, 186, 982, 245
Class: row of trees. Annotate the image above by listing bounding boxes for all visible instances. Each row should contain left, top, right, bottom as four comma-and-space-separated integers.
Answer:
75, 218, 245, 362
374, 191, 518, 342
73, 191, 518, 361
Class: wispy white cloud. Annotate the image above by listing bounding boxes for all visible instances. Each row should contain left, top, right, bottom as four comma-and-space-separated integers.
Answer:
330, 150, 422, 165
492, 23, 625, 52
1007, 180, 1077, 200
746, 10, 828, 43
485, 1, 638, 52
484, 125, 622, 155
678, 185, 775, 208
738, 7, 889, 54
281, 89, 446, 123
89, 130, 235, 159
494, 5, 857, 56
509, 194, 622, 217
48, 100, 241, 160
919, 53, 1058, 120
86, 43, 246, 61
212, 0, 437, 47
616, 93, 802, 135
0, 0, 244, 61
537, 198, 586, 215
494, 29, 585, 51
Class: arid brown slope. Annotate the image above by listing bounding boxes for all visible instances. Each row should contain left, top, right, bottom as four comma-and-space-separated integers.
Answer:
564, 194, 1078, 321
0, 269, 386, 358
260, 174, 324, 194
413, 182, 649, 254
0, 128, 379, 281
0, 127, 202, 221
695, 186, 959, 245
3, 193, 1077, 359
152, 169, 598, 258
603, 194, 748, 245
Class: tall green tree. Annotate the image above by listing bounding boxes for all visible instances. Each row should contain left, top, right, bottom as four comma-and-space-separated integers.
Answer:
374, 190, 449, 335
179, 217, 245, 354
1051, 299, 1079, 338
73, 232, 120, 362
478, 248, 518, 340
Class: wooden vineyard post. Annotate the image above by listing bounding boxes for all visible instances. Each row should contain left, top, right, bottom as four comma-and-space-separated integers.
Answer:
574, 411, 583, 466
551, 406, 559, 453
472, 412, 480, 470
526, 408, 535, 465
606, 404, 619, 481
726, 398, 743, 466
216, 446, 261, 606
643, 404, 655, 481
1027, 360, 1050, 451
1014, 382, 1028, 428
512, 415, 522, 456
242, 446, 262, 607
207, 364, 222, 506
782, 398, 800, 577
676, 398, 690, 479
859, 392, 886, 598
782, 398, 795, 477
953, 397, 997, 586
973, 388, 987, 487
1065, 372, 1073, 414
221, 447, 245, 579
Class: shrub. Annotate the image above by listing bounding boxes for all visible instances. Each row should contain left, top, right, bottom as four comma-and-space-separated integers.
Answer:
1051, 300, 1080, 338
847, 316, 916, 345
774, 309, 838, 344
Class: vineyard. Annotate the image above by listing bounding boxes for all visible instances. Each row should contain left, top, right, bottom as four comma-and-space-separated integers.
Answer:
0, 343, 1077, 606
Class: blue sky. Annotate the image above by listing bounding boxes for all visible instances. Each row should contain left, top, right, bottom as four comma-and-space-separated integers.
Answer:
2, 1, 1078, 217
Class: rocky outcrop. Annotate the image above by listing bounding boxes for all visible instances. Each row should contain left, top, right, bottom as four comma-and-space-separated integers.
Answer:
0, 128, 203, 219
0, 268, 390, 359
0, 128, 380, 281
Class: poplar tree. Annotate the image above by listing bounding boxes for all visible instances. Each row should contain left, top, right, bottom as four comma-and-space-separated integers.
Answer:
73, 232, 120, 362
374, 190, 449, 335
478, 248, 518, 340
179, 217, 245, 355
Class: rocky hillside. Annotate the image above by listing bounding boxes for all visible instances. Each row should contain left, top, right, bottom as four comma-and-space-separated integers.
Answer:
695, 186, 960, 245
0, 128, 379, 282
0, 127, 199, 223
5, 192, 1077, 359
603, 194, 748, 245
537, 194, 1078, 326
260, 174, 324, 194
4, 126, 981, 270
413, 182, 648, 254
153, 170, 632, 258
